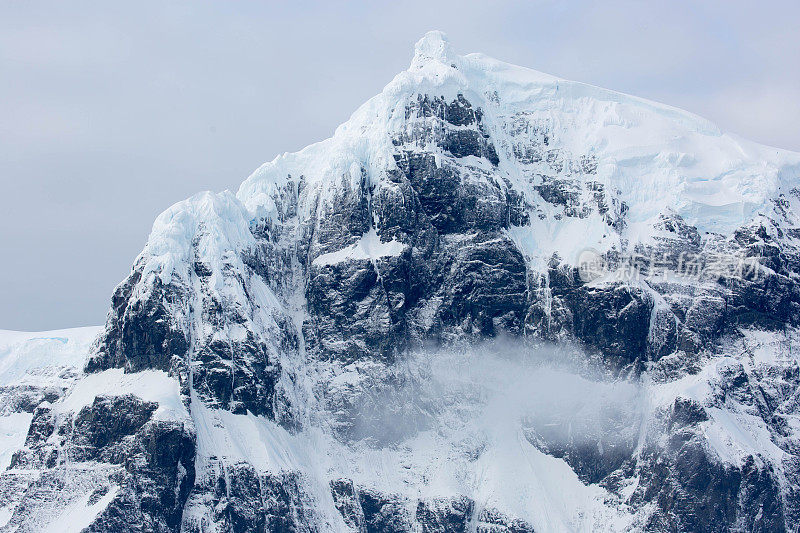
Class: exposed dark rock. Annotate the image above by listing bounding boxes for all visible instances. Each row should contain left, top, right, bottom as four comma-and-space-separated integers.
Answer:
88, 271, 190, 374
415, 496, 474, 533
358, 489, 414, 533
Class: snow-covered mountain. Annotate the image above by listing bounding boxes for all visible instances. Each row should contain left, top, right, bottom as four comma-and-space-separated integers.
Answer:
2, 31, 800, 531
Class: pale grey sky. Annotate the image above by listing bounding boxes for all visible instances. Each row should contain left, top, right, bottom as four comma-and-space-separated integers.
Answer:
2, 0, 799, 330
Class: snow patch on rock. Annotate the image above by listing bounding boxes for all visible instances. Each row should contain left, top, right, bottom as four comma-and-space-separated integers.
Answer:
313, 229, 405, 266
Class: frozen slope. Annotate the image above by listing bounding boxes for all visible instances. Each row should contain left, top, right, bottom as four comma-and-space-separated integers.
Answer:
0, 327, 100, 387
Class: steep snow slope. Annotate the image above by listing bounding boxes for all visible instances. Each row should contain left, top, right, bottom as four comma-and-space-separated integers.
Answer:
2, 31, 800, 532
0, 327, 100, 386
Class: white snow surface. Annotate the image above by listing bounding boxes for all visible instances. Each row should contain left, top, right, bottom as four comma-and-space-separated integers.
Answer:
140, 190, 256, 287
312, 228, 405, 266
40, 484, 120, 533
0, 413, 32, 470
0, 326, 100, 387
56, 368, 189, 421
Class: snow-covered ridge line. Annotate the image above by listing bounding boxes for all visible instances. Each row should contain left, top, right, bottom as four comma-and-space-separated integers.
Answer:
236, 30, 799, 240
0, 326, 102, 386
124, 30, 800, 290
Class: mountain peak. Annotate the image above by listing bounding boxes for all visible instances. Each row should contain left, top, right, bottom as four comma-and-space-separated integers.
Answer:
6, 29, 800, 533
411, 30, 454, 69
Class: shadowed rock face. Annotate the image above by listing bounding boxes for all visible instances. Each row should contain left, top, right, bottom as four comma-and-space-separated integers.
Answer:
4, 32, 800, 531
89, 271, 191, 374
5, 394, 195, 533
626, 397, 787, 533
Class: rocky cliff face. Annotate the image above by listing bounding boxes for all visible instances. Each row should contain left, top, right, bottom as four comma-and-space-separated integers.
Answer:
2, 31, 800, 532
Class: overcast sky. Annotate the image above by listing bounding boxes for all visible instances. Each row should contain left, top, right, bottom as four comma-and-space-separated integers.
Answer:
2, 0, 799, 330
